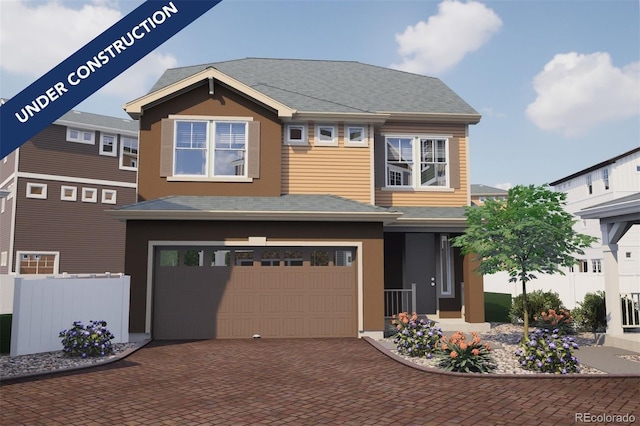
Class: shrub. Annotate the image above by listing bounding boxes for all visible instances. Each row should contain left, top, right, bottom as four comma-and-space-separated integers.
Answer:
515, 328, 580, 374
510, 290, 564, 324
59, 320, 115, 358
573, 291, 606, 332
437, 331, 496, 373
534, 308, 575, 335
390, 312, 442, 358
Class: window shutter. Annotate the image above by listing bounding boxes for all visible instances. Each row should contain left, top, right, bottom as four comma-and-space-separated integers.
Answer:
247, 121, 261, 178
160, 118, 175, 177
374, 134, 386, 188
449, 138, 460, 189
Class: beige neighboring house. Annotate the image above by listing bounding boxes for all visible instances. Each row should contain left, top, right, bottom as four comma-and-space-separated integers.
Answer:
470, 184, 507, 206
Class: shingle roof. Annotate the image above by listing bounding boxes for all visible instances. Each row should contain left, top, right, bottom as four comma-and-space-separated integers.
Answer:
56, 109, 138, 134
470, 184, 508, 196
389, 206, 467, 219
149, 58, 479, 116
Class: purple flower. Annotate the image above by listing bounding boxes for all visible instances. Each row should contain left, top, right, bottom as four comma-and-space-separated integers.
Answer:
549, 342, 557, 350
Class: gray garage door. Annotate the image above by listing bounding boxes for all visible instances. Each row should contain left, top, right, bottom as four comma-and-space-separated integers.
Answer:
153, 246, 357, 339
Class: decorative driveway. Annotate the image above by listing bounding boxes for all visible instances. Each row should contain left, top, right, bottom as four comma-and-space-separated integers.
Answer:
1, 338, 638, 425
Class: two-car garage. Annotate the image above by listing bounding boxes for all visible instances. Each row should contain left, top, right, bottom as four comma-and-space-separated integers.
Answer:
152, 245, 358, 339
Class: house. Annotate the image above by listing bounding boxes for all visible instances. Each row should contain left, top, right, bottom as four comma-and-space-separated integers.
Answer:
0, 109, 139, 314
111, 58, 486, 340
470, 184, 507, 206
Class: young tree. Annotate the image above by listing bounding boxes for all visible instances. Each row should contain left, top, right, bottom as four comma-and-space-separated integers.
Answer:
452, 184, 597, 341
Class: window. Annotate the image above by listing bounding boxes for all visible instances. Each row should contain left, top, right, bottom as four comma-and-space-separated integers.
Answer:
284, 250, 303, 266
285, 124, 307, 145
311, 250, 330, 266
184, 249, 204, 266
335, 250, 353, 266
592, 259, 602, 273
261, 250, 281, 266
81, 187, 97, 203
1, 197, 4, 213
120, 137, 138, 170
60, 186, 77, 201
586, 174, 593, 195
159, 250, 179, 266
315, 124, 337, 146
439, 235, 453, 297
1, 251, 7, 267
578, 259, 589, 273
385, 136, 449, 188
17, 252, 57, 274
235, 250, 254, 266
345, 125, 367, 147
211, 250, 230, 267
101, 189, 117, 204
174, 121, 247, 177
99, 134, 117, 156
26, 182, 47, 199
602, 168, 610, 190
67, 128, 95, 144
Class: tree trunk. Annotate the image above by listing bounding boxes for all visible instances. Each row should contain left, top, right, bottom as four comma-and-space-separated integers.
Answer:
521, 279, 529, 343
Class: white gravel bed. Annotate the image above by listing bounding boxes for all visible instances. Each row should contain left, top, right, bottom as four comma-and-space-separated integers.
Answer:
384, 323, 607, 375
0, 343, 140, 379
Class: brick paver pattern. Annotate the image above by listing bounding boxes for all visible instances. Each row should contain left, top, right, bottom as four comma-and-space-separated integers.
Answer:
1, 339, 638, 425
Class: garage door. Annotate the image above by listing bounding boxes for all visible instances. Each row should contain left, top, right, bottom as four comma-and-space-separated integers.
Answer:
153, 246, 357, 339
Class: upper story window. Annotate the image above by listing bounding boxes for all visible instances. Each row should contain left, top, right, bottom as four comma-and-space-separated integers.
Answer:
174, 120, 247, 177
285, 123, 308, 145
602, 168, 609, 190
586, 174, 593, 195
345, 125, 367, 147
385, 136, 449, 188
67, 128, 95, 144
100, 133, 117, 156
26, 182, 47, 199
120, 136, 138, 170
314, 124, 337, 146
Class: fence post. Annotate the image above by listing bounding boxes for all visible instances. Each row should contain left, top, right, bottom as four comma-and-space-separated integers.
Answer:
411, 283, 417, 314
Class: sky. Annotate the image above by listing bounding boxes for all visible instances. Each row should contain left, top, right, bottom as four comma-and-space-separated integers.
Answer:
1, 0, 638, 189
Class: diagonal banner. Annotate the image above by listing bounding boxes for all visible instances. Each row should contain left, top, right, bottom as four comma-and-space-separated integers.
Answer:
0, 0, 221, 158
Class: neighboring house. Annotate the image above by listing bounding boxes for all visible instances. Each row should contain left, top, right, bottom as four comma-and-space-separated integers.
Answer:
111, 58, 485, 340
483, 147, 640, 312
470, 184, 507, 206
0, 109, 139, 314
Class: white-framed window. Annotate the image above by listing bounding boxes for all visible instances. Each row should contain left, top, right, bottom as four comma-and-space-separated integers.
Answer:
120, 136, 138, 170
26, 182, 47, 199
174, 120, 247, 177
439, 235, 454, 297
101, 189, 117, 204
586, 174, 593, 195
285, 123, 308, 145
0, 251, 7, 267
66, 128, 95, 144
17, 251, 59, 274
1, 197, 4, 213
578, 259, 589, 273
81, 187, 98, 203
385, 135, 449, 188
602, 168, 610, 190
592, 259, 602, 273
344, 125, 367, 147
60, 185, 77, 201
314, 124, 337, 146
99, 133, 117, 156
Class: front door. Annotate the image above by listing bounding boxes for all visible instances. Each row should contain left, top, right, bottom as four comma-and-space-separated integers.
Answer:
404, 233, 437, 314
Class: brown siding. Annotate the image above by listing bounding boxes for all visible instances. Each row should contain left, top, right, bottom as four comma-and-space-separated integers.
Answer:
0, 151, 17, 183
375, 122, 469, 207
282, 123, 372, 203
18, 125, 136, 184
0, 192, 13, 274
12, 177, 135, 274
463, 253, 485, 323
125, 220, 384, 334
138, 84, 282, 201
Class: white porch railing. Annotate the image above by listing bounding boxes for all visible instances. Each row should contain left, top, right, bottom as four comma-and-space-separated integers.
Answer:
621, 293, 640, 328
384, 283, 417, 318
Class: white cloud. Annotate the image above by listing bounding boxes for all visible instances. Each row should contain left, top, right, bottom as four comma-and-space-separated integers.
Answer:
391, 0, 502, 75
0, 0, 176, 99
526, 52, 640, 137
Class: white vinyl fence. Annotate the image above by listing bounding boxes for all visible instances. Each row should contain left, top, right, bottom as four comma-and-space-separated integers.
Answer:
10, 274, 130, 356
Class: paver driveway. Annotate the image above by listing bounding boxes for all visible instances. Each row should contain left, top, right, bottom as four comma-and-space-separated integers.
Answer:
1, 338, 639, 425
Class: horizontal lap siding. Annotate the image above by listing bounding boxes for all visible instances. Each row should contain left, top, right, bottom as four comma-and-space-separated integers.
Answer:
376, 122, 469, 207
282, 124, 371, 204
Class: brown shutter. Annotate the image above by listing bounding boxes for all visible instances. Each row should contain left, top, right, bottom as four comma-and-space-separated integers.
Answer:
449, 137, 461, 189
247, 121, 260, 178
160, 118, 175, 177
374, 134, 386, 188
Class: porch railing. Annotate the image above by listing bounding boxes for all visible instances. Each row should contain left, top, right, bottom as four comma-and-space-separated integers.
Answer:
621, 293, 640, 328
384, 283, 417, 318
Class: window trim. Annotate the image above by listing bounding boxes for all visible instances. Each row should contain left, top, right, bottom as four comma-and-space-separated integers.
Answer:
344, 125, 368, 147
101, 189, 117, 204
119, 136, 139, 171
66, 128, 95, 145
60, 185, 77, 201
314, 124, 338, 147
15, 251, 60, 275
26, 182, 47, 199
81, 187, 98, 203
384, 134, 451, 190
284, 123, 308, 146
99, 133, 117, 157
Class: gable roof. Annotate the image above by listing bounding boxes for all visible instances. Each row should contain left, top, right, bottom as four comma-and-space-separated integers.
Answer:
549, 147, 640, 186
55, 109, 138, 136
125, 58, 480, 123
470, 184, 508, 196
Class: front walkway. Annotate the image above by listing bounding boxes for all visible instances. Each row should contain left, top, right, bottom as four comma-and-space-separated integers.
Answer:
1, 339, 639, 425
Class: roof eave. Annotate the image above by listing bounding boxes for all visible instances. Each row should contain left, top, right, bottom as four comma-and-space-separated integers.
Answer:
377, 112, 481, 124
386, 217, 468, 227
290, 112, 390, 123
54, 119, 138, 137
578, 200, 640, 220
123, 67, 297, 119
